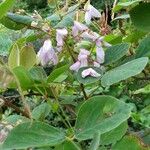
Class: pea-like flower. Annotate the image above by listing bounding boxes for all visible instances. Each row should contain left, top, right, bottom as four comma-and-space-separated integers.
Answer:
70, 49, 90, 71
56, 28, 68, 51
82, 68, 101, 78
72, 21, 88, 37
37, 39, 58, 66
84, 3, 101, 25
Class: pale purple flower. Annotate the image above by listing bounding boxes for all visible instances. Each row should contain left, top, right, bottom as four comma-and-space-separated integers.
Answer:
72, 21, 88, 37
96, 46, 105, 64
70, 61, 81, 71
56, 28, 68, 48
82, 68, 101, 78
85, 4, 101, 25
37, 39, 58, 66
70, 49, 90, 71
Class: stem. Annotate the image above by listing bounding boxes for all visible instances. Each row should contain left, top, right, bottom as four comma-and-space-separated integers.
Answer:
80, 84, 88, 100
111, 0, 118, 20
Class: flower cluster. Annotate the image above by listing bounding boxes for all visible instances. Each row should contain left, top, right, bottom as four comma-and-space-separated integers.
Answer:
37, 2, 111, 78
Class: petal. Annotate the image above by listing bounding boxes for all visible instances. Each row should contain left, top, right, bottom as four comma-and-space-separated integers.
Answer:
85, 11, 92, 25
89, 5, 101, 18
56, 28, 68, 36
56, 33, 64, 47
96, 46, 105, 64
72, 26, 78, 37
74, 21, 88, 31
93, 61, 100, 67
43, 39, 52, 52
70, 61, 81, 71
81, 68, 101, 78
80, 49, 90, 56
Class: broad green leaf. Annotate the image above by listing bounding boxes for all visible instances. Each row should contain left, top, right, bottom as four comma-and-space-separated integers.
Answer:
101, 122, 128, 145
76, 67, 103, 85
29, 66, 47, 83
104, 43, 130, 65
47, 65, 69, 83
0, 16, 25, 30
113, 0, 141, 12
2, 122, 65, 150
13, 66, 33, 89
32, 103, 51, 120
130, 3, 150, 32
20, 45, 36, 70
112, 135, 148, 150
135, 35, 150, 58
101, 57, 148, 87
55, 141, 81, 150
7, 12, 35, 25
0, 0, 15, 19
75, 96, 132, 140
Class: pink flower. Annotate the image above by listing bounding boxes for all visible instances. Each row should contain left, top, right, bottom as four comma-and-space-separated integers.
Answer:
72, 21, 88, 37
82, 68, 101, 78
56, 28, 68, 51
85, 3, 101, 25
70, 49, 90, 71
37, 39, 58, 66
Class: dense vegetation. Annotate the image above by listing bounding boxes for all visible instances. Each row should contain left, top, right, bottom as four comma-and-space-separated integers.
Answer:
0, 0, 150, 150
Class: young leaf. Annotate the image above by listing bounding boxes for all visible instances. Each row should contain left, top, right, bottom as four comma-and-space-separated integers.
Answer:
2, 122, 65, 150
101, 57, 148, 87
75, 96, 132, 140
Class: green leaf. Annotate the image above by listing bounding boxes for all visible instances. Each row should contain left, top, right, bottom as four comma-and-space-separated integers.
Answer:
113, 0, 141, 12
0, 16, 25, 30
0, 0, 15, 19
20, 45, 36, 70
101, 57, 148, 87
8, 43, 20, 69
29, 66, 47, 83
55, 141, 81, 150
112, 135, 148, 150
32, 103, 51, 120
2, 122, 65, 150
135, 35, 150, 58
13, 66, 33, 89
101, 122, 128, 145
47, 65, 69, 83
130, 3, 150, 32
104, 43, 130, 65
113, 14, 130, 21
7, 12, 35, 25
76, 67, 103, 85
75, 96, 132, 140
